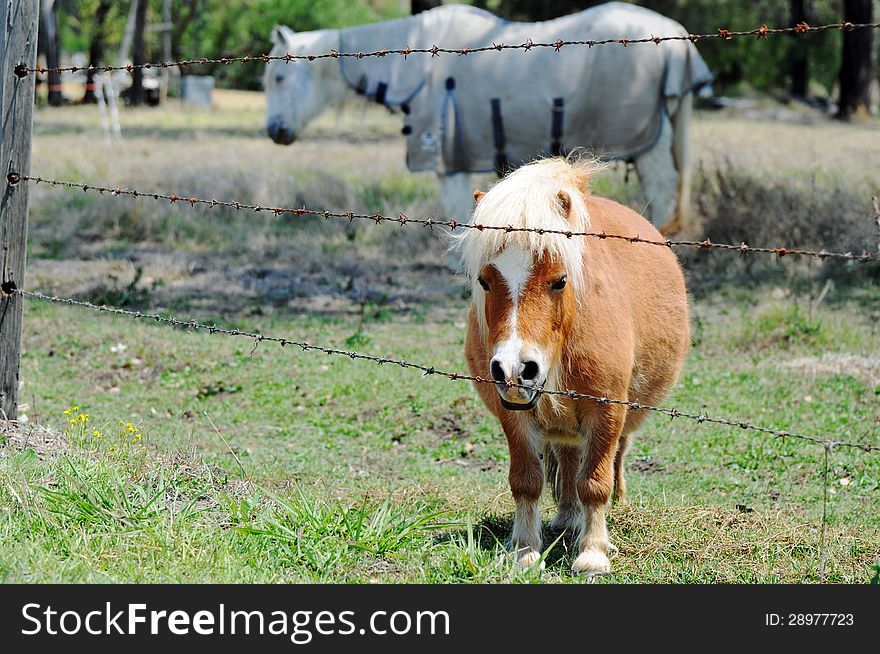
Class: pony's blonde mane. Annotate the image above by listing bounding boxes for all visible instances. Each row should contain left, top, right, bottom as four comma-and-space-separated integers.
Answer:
458, 156, 603, 335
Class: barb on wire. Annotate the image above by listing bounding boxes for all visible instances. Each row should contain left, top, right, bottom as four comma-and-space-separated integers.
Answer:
14, 287, 880, 455
16, 21, 880, 76
18, 174, 877, 263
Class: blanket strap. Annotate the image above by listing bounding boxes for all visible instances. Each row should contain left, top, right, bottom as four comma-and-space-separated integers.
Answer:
374, 82, 388, 105
354, 74, 367, 96
550, 97, 564, 156
491, 98, 509, 175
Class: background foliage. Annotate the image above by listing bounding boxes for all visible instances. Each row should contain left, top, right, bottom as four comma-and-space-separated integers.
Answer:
53, 1, 878, 93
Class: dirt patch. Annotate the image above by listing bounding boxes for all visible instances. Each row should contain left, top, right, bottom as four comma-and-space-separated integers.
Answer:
769, 353, 880, 387
628, 458, 667, 475
0, 420, 68, 459
26, 247, 462, 320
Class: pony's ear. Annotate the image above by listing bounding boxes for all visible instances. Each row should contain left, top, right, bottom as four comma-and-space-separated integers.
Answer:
473, 189, 486, 204
272, 25, 295, 46
557, 190, 572, 218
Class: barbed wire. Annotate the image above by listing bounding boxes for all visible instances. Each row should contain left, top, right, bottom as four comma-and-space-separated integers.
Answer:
14, 174, 876, 263
10, 287, 878, 455
14, 21, 880, 77
873, 195, 880, 251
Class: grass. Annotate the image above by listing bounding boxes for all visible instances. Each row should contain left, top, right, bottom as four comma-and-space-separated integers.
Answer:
3, 290, 877, 583
1, 91, 878, 583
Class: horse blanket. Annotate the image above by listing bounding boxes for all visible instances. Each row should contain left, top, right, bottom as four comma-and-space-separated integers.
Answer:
338, 3, 712, 174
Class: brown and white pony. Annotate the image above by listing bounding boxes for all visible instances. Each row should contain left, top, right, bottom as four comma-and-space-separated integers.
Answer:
460, 157, 690, 574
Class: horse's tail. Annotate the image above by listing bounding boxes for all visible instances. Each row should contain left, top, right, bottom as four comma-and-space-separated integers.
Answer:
543, 443, 560, 503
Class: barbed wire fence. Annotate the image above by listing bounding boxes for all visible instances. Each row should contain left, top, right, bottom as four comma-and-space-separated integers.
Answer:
1, 3, 878, 580
15, 20, 880, 77
14, 174, 879, 263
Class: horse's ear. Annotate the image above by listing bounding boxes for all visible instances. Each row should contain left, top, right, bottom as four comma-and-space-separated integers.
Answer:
557, 190, 572, 218
473, 189, 486, 205
272, 25, 295, 46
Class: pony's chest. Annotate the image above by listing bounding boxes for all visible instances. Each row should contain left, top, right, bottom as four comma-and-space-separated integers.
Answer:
537, 414, 585, 444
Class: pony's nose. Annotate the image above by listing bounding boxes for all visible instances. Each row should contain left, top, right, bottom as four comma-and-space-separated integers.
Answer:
490, 357, 541, 385
490, 359, 507, 384
520, 360, 540, 382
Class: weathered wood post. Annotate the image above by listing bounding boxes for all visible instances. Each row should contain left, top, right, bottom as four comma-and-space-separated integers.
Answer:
0, 0, 39, 420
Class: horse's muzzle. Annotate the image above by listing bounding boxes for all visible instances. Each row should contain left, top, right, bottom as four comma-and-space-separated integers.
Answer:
267, 120, 296, 145
499, 390, 540, 411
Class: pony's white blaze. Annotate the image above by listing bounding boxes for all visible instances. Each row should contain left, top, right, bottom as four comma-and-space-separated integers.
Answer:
491, 246, 533, 304
487, 246, 552, 406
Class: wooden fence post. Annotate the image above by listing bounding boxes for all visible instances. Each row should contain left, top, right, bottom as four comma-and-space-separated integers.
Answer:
0, 0, 39, 420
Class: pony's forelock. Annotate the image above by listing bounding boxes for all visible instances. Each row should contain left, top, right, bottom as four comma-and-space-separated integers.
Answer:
457, 156, 604, 334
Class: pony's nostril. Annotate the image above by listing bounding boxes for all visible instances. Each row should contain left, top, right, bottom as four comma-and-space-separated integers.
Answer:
521, 360, 540, 382
490, 360, 506, 383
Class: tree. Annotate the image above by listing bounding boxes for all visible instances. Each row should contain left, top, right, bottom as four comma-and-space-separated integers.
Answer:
411, 0, 441, 14
130, 0, 148, 106
837, 0, 873, 120
789, 0, 810, 98
41, 0, 65, 106
83, 0, 112, 104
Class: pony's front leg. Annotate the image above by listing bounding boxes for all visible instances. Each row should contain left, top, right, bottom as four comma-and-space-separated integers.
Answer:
573, 405, 626, 575
501, 416, 544, 568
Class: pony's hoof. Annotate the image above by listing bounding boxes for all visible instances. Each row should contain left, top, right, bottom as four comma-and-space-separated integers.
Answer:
516, 550, 545, 570
572, 549, 611, 576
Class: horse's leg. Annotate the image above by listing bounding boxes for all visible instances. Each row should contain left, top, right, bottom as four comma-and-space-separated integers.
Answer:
501, 415, 544, 568
549, 443, 582, 534
633, 113, 679, 233
572, 405, 626, 575
437, 172, 475, 270
612, 432, 632, 504
669, 92, 694, 235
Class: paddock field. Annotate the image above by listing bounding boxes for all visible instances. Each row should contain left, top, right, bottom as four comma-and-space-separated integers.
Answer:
1, 90, 878, 583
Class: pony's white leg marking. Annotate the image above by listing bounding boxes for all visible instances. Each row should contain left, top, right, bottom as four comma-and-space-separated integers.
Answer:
572, 504, 616, 575
438, 172, 475, 270
512, 496, 543, 569
634, 112, 678, 229
511, 420, 545, 570
571, 417, 620, 576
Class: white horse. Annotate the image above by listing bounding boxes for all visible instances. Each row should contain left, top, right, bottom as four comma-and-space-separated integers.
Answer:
263, 4, 711, 235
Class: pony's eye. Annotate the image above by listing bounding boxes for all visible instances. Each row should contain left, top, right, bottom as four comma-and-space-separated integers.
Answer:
478, 276, 490, 292
550, 275, 567, 291
275, 74, 284, 84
